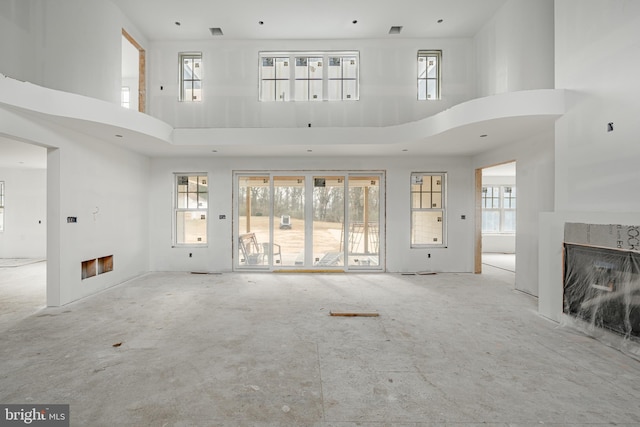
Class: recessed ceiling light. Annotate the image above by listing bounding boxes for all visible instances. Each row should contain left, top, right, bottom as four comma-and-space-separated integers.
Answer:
437, 19, 444, 24
209, 27, 223, 36
389, 26, 403, 35
175, 21, 181, 26
480, 134, 488, 138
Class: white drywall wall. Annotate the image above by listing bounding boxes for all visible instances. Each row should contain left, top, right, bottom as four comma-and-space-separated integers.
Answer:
554, 0, 640, 212
475, 0, 555, 97
473, 130, 554, 296
537, 0, 640, 321
148, 38, 476, 128
0, 0, 149, 105
0, 106, 150, 306
0, 168, 46, 258
148, 155, 475, 274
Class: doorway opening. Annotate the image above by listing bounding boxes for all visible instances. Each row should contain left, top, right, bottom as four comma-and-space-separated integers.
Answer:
0, 137, 47, 319
121, 29, 145, 113
475, 161, 516, 275
235, 172, 384, 271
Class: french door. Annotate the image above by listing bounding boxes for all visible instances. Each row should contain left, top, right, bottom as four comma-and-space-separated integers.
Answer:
235, 172, 384, 271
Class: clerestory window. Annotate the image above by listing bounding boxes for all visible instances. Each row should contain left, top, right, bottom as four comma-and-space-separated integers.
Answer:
259, 51, 359, 102
179, 52, 202, 102
417, 50, 442, 100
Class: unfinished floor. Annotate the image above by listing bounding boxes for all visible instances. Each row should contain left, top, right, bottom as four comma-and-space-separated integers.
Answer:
1, 263, 640, 426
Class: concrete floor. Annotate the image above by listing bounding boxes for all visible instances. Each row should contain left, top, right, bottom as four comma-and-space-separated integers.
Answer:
482, 253, 516, 273
2, 264, 640, 426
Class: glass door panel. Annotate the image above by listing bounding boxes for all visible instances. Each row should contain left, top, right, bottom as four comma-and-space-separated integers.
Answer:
348, 176, 380, 267
273, 176, 305, 267
237, 175, 271, 268
312, 176, 345, 267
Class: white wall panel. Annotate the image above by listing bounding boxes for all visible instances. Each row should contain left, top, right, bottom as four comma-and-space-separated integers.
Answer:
475, 0, 555, 97
0, 168, 46, 258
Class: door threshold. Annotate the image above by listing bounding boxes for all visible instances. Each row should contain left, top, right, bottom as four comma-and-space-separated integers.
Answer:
273, 269, 345, 273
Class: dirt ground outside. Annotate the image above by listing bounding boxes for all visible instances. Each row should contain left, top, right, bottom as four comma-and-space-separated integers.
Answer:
238, 216, 378, 267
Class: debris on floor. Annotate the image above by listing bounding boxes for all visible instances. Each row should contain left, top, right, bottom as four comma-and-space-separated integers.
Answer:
329, 311, 379, 317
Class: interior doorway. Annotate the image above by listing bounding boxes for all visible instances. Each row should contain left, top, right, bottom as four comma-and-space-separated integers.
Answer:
475, 161, 516, 275
121, 29, 145, 113
235, 172, 384, 271
0, 137, 47, 319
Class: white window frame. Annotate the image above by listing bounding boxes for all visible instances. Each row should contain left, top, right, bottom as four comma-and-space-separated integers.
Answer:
417, 50, 442, 101
482, 185, 516, 234
0, 181, 4, 232
410, 172, 447, 247
179, 52, 203, 102
121, 86, 130, 109
173, 174, 208, 247
259, 51, 359, 102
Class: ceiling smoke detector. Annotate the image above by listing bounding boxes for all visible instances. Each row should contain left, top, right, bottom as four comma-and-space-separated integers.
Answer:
209, 27, 224, 36
389, 26, 403, 35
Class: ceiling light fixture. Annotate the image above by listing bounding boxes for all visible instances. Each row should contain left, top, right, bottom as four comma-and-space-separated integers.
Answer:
389, 26, 403, 35
209, 27, 223, 36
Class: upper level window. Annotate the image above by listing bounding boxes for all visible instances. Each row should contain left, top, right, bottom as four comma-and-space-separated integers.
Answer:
410, 173, 446, 247
0, 181, 4, 232
259, 51, 359, 102
121, 87, 130, 108
179, 52, 202, 102
295, 57, 323, 101
260, 56, 290, 101
417, 50, 441, 100
482, 186, 516, 233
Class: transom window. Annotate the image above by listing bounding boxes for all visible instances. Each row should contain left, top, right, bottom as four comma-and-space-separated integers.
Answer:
482, 186, 516, 233
259, 51, 359, 102
417, 50, 442, 100
179, 52, 202, 102
174, 174, 208, 246
411, 173, 446, 247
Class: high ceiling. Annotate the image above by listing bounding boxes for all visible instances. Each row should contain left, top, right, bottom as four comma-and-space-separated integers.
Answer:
110, 0, 507, 41
3, 0, 561, 168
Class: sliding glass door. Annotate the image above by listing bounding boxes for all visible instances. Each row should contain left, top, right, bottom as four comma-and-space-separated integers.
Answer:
235, 172, 384, 271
